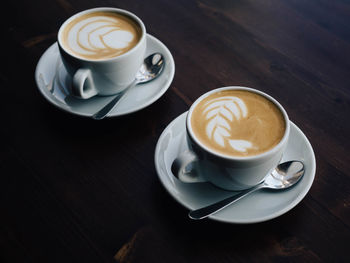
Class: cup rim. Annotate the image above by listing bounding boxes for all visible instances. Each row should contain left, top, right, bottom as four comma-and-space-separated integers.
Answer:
186, 86, 290, 161
57, 7, 146, 63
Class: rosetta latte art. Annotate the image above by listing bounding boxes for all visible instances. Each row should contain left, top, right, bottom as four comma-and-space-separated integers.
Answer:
62, 12, 141, 60
203, 96, 255, 153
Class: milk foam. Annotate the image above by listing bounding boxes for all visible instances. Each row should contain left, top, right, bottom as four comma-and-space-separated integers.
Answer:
62, 12, 141, 60
191, 90, 286, 157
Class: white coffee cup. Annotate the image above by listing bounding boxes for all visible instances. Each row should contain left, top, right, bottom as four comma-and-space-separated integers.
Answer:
172, 86, 290, 191
57, 7, 146, 99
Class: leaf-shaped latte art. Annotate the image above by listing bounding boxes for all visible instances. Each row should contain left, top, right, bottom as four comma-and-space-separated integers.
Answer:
203, 96, 254, 152
228, 140, 253, 152
64, 13, 139, 59
77, 19, 133, 53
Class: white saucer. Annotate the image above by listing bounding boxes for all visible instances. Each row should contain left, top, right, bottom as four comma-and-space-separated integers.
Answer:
154, 112, 316, 224
35, 34, 175, 117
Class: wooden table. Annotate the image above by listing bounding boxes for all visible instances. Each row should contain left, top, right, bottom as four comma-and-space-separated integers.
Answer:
1, 0, 349, 262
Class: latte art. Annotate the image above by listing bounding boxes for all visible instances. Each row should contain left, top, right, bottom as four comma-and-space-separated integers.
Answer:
191, 90, 286, 157
203, 96, 254, 152
61, 12, 142, 60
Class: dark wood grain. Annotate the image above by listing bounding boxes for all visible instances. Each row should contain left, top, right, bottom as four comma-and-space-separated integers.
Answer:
1, 0, 350, 262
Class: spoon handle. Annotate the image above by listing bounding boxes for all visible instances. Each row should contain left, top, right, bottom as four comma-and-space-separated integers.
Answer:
189, 183, 265, 220
92, 80, 137, 120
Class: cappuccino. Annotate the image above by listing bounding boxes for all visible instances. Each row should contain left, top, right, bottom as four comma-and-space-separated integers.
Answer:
190, 90, 286, 157
60, 11, 142, 60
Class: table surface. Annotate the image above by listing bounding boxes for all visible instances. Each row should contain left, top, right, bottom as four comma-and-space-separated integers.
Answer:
1, 0, 350, 262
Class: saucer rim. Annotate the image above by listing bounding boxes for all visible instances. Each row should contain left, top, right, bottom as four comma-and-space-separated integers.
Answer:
35, 34, 175, 117
154, 111, 316, 224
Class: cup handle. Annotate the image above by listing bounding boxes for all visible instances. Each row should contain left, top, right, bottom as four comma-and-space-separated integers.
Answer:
171, 150, 207, 183
72, 69, 98, 99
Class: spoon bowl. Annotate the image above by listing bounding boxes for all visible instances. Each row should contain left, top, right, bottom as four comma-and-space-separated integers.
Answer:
136, 53, 164, 83
264, 161, 304, 189
189, 160, 305, 220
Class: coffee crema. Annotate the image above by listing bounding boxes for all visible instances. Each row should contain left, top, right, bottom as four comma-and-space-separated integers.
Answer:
60, 11, 142, 60
190, 90, 286, 157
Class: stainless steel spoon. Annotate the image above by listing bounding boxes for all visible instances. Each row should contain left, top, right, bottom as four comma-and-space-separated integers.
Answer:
189, 160, 305, 220
92, 53, 165, 120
